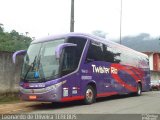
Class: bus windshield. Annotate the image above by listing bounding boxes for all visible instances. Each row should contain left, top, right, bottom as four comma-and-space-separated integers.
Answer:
21, 37, 86, 82
21, 39, 65, 82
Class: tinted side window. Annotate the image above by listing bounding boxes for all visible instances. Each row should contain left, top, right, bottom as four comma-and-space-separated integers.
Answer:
85, 41, 104, 63
66, 37, 87, 67
86, 41, 121, 63
104, 45, 121, 63
121, 51, 139, 66
103, 45, 114, 63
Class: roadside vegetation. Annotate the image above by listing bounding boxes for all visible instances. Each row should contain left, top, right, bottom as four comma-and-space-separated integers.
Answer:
0, 25, 32, 52
0, 25, 32, 104
0, 92, 21, 104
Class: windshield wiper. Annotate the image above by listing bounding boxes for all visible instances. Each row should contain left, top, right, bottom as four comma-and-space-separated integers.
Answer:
24, 56, 37, 80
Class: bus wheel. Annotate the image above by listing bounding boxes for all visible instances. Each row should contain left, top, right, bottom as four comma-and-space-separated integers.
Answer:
84, 85, 96, 105
136, 83, 142, 96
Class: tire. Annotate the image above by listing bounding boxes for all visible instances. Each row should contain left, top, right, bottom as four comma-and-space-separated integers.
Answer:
84, 85, 96, 105
136, 83, 142, 96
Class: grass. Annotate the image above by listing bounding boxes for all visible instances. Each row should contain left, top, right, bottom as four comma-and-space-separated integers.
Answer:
0, 92, 21, 104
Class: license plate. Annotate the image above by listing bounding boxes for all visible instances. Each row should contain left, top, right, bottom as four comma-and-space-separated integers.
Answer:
29, 96, 37, 100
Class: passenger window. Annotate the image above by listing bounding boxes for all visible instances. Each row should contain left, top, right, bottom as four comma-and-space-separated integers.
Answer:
104, 45, 121, 63
85, 41, 121, 63
85, 41, 104, 63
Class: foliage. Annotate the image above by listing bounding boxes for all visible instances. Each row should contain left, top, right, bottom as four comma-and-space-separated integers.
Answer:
0, 93, 20, 104
0, 26, 32, 52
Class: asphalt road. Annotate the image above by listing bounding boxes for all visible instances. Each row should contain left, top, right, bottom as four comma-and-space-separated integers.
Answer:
27, 91, 160, 114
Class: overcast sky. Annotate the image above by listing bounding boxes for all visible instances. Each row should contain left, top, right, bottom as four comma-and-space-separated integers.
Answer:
0, 0, 160, 39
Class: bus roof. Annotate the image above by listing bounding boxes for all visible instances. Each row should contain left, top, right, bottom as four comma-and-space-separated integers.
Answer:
31, 32, 148, 58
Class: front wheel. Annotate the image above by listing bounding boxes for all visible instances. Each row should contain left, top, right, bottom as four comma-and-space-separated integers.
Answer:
84, 85, 96, 105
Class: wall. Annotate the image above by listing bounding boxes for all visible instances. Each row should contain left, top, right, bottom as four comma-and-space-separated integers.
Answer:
0, 51, 23, 94
144, 52, 160, 71
144, 52, 160, 80
153, 53, 160, 71
148, 53, 153, 71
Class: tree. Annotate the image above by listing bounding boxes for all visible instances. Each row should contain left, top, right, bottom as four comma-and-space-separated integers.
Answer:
10, 30, 19, 36
0, 23, 4, 33
0, 27, 32, 52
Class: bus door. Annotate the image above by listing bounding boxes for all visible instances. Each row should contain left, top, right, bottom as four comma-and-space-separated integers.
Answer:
61, 37, 87, 98
61, 46, 80, 98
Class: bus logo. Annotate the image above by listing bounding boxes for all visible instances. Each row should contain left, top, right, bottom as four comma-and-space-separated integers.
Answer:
92, 64, 118, 74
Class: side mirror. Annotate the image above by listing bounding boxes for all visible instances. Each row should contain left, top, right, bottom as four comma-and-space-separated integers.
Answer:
12, 50, 27, 64
55, 43, 77, 59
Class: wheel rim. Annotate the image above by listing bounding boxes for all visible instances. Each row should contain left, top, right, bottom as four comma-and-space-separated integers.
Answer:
86, 89, 93, 103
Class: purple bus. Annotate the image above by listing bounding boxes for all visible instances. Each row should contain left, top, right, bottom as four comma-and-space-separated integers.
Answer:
13, 33, 150, 104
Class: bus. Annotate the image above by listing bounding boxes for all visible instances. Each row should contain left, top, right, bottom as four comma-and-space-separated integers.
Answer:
13, 33, 150, 104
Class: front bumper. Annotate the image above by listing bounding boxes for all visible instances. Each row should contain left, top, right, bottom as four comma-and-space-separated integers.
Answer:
19, 87, 62, 102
